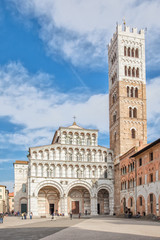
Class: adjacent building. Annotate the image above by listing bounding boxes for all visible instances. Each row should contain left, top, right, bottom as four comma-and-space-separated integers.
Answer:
9, 192, 14, 213
0, 185, 9, 213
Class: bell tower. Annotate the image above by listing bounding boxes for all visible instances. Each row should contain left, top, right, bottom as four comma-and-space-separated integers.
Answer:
108, 24, 147, 164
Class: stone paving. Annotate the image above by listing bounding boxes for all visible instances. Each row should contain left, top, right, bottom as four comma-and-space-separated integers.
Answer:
0, 216, 160, 240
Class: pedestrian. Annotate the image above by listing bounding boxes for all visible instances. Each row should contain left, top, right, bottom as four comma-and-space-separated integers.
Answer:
30, 212, 33, 220
79, 212, 81, 219
70, 211, 72, 220
24, 212, 27, 220
51, 212, 54, 221
21, 212, 24, 220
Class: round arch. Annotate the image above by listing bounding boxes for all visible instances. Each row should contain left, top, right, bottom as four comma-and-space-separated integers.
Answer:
35, 180, 64, 197
65, 180, 92, 197
19, 197, 28, 214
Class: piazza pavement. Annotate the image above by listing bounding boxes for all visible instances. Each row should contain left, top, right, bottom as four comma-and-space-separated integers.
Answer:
0, 216, 160, 240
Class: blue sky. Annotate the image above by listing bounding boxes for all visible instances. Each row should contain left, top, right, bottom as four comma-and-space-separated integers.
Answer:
0, 0, 160, 191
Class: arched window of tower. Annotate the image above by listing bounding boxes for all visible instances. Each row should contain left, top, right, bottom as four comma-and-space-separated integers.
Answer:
135, 48, 139, 58
133, 108, 137, 118
125, 66, 127, 76
127, 86, 130, 97
128, 67, 131, 76
136, 68, 139, 78
124, 46, 126, 56
131, 87, 134, 97
131, 129, 136, 139
135, 87, 138, 98
129, 107, 132, 118
132, 48, 134, 57
128, 47, 131, 56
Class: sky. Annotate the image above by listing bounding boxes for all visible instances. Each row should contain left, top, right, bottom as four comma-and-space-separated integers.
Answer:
0, 0, 160, 192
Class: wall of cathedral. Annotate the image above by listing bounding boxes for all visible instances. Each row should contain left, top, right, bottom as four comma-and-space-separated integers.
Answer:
14, 161, 28, 213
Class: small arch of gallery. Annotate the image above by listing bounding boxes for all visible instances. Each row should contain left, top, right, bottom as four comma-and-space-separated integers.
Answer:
30, 163, 112, 180
31, 147, 113, 163
33, 183, 112, 217
120, 193, 160, 216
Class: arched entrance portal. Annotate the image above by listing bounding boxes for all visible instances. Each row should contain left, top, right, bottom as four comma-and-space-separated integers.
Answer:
68, 186, 90, 215
97, 189, 109, 215
38, 186, 60, 217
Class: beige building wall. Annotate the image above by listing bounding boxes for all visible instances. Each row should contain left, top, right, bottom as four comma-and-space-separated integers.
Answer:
0, 185, 9, 213
9, 193, 14, 212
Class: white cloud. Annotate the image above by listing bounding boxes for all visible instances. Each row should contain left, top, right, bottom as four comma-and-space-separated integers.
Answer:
9, 0, 160, 68
0, 62, 108, 147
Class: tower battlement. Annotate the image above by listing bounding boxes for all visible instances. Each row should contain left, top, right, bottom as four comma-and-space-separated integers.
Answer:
108, 25, 145, 49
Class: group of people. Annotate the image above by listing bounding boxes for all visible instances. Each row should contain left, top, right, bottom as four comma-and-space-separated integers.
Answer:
21, 212, 33, 220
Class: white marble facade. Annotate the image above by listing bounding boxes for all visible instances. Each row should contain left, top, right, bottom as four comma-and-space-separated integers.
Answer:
14, 122, 114, 216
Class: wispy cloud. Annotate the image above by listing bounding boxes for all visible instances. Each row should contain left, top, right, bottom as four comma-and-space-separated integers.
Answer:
8, 0, 160, 68
0, 62, 109, 148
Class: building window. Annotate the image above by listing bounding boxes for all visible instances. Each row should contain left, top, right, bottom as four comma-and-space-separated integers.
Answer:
128, 47, 131, 57
22, 183, 26, 193
149, 152, 153, 161
104, 171, 107, 179
131, 129, 136, 139
114, 132, 117, 142
136, 68, 139, 78
128, 67, 131, 76
135, 88, 138, 98
139, 177, 142, 185
150, 173, 153, 183
0, 189, 2, 192
139, 197, 142, 206
131, 48, 134, 57
0, 195, 2, 199
12, 199, 14, 202
150, 193, 153, 202
135, 48, 139, 58
127, 86, 130, 97
130, 198, 133, 207
132, 67, 135, 77
131, 87, 134, 97
139, 158, 142, 166
133, 108, 137, 118
129, 107, 132, 118
125, 66, 127, 76
113, 112, 117, 123
124, 46, 126, 56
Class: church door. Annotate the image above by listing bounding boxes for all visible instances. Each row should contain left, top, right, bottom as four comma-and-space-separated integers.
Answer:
21, 204, 27, 213
72, 201, 79, 214
50, 204, 54, 215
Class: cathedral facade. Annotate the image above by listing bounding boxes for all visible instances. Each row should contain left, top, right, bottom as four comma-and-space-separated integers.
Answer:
14, 122, 114, 216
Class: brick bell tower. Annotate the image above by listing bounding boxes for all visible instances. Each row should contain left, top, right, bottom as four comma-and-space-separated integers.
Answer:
108, 24, 147, 165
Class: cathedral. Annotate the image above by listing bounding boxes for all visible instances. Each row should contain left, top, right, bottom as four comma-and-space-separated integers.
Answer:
14, 24, 160, 217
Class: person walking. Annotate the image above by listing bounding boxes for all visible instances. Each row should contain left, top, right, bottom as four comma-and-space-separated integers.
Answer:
21, 213, 24, 220
30, 212, 33, 220
79, 212, 81, 219
70, 211, 72, 220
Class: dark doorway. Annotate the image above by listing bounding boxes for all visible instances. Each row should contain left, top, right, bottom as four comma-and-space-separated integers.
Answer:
50, 204, 54, 215
21, 204, 27, 213
97, 203, 100, 214
72, 201, 79, 214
